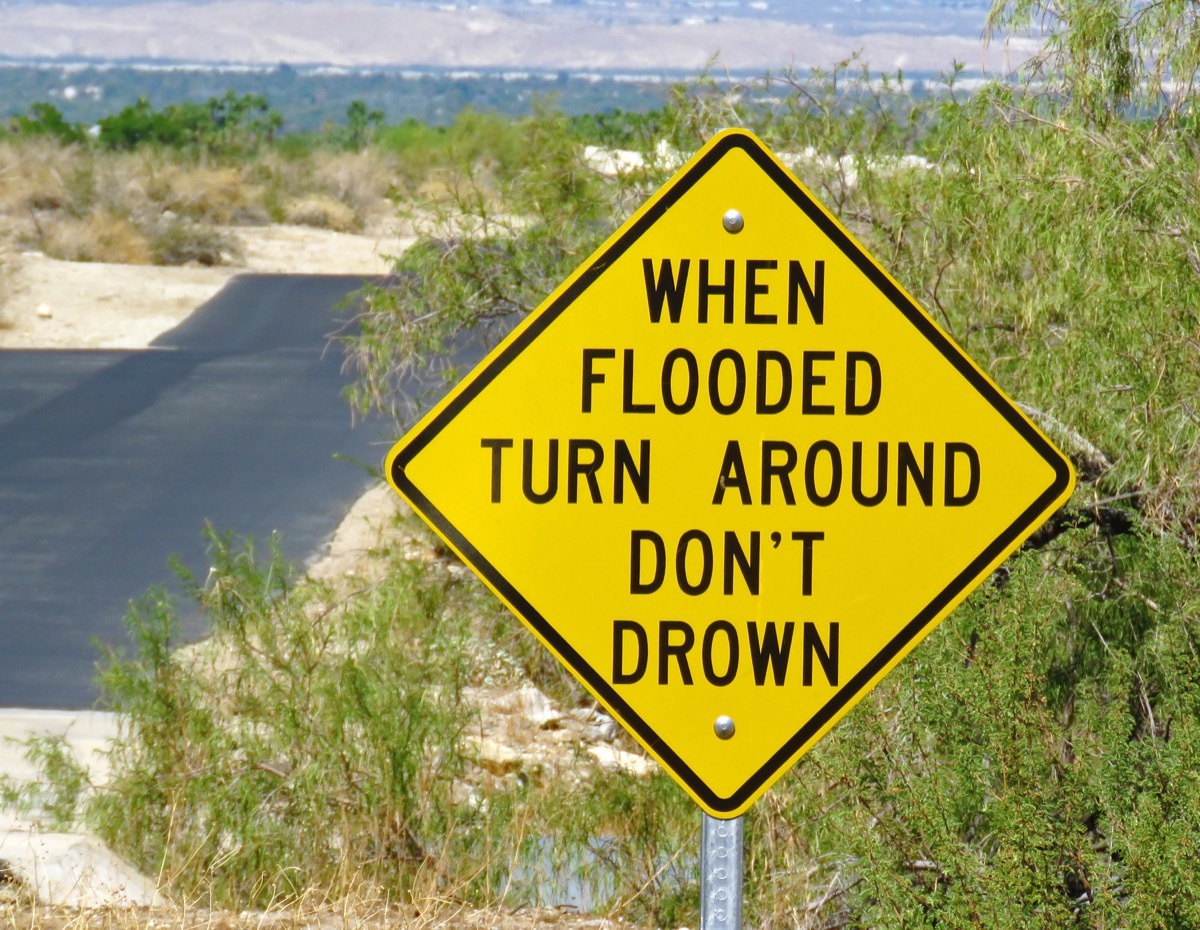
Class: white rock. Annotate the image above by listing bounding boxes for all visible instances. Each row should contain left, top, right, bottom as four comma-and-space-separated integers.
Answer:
588, 743, 654, 777
592, 711, 619, 742
494, 683, 562, 729
583, 145, 646, 177
0, 831, 165, 908
35, 304, 52, 319
477, 738, 521, 775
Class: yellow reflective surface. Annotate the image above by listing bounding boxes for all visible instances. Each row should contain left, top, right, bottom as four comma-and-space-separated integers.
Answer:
387, 129, 1075, 817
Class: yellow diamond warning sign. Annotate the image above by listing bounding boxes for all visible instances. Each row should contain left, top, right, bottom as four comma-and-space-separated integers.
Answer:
386, 129, 1075, 818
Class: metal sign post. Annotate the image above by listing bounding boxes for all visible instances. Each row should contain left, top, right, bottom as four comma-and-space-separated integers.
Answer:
701, 814, 743, 930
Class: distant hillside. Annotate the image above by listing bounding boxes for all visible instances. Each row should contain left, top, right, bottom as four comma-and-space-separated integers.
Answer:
0, 0, 1028, 74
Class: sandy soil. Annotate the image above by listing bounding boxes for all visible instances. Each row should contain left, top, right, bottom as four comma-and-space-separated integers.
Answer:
0, 223, 413, 349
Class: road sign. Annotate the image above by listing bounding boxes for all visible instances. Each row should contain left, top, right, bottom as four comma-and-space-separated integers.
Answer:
386, 128, 1075, 818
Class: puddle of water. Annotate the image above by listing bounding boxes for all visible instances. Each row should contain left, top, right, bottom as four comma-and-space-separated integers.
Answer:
502, 835, 696, 911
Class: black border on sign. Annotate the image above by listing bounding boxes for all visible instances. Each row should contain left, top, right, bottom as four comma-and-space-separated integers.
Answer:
391, 131, 1075, 815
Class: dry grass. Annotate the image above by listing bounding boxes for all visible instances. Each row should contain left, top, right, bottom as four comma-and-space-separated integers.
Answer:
0, 138, 397, 268
0, 888, 635, 930
0, 140, 84, 213
284, 194, 359, 232
37, 211, 149, 264
38, 211, 152, 265
144, 164, 267, 225
311, 150, 398, 228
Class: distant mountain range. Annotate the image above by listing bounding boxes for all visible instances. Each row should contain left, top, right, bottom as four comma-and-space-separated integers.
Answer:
0, 0, 1029, 75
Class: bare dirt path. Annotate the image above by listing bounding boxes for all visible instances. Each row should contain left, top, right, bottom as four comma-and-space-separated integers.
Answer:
0, 224, 410, 349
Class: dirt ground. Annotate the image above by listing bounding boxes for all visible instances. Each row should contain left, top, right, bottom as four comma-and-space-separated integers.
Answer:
0, 900, 634, 930
0, 224, 410, 349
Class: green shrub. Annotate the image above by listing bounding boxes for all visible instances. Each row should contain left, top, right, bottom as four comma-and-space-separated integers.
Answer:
81, 529, 477, 906
148, 218, 241, 266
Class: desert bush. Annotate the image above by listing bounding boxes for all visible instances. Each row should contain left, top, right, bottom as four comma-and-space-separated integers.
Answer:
342, 99, 385, 151
378, 107, 525, 196
0, 520, 694, 916
310, 148, 397, 227
38, 210, 151, 264
0, 138, 85, 214
73, 530, 478, 906
344, 104, 634, 418
144, 164, 266, 225
283, 193, 359, 232
147, 217, 242, 266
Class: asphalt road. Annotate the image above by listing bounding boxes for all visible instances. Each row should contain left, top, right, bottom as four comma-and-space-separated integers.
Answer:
0, 274, 402, 709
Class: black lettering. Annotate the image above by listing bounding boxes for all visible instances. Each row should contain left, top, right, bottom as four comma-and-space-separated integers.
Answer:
945, 442, 981, 506
788, 260, 825, 325
755, 350, 792, 414
630, 530, 665, 594
658, 620, 695, 684
643, 258, 690, 323
522, 438, 558, 504
802, 350, 836, 415
791, 530, 825, 597
845, 351, 882, 415
712, 440, 752, 505
851, 441, 888, 506
481, 438, 513, 503
802, 622, 839, 686
898, 442, 934, 506
709, 349, 747, 415
723, 531, 760, 595
612, 621, 648, 684
567, 439, 604, 503
613, 439, 651, 504
804, 440, 842, 506
762, 440, 798, 505
662, 349, 699, 414
622, 348, 655, 414
581, 348, 615, 413
676, 530, 714, 596
749, 622, 795, 685
702, 621, 740, 686
745, 259, 777, 324
699, 259, 735, 323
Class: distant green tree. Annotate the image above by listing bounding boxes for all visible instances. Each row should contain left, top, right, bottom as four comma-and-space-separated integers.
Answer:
9, 102, 86, 143
207, 90, 282, 152
568, 106, 667, 146
97, 97, 198, 149
344, 98, 384, 150
96, 92, 281, 154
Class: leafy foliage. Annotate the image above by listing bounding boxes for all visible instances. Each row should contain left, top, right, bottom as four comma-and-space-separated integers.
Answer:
84, 530, 477, 906
7, 102, 86, 144
96, 92, 281, 155
343, 99, 386, 150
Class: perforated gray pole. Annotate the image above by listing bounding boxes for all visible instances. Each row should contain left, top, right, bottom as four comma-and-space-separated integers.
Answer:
701, 813, 744, 930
